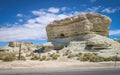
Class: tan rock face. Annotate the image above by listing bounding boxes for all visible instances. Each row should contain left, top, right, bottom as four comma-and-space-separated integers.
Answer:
0, 42, 42, 55
43, 42, 54, 52
9, 42, 33, 47
46, 13, 111, 41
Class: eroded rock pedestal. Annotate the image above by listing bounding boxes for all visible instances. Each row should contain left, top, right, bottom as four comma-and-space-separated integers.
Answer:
46, 13, 112, 50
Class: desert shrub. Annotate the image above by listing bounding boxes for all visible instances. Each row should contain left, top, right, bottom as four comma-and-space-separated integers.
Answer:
102, 57, 112, 61
78, 53, 104, 62
31, 54, 39, 60
40, 55, 47, 60
81, 53, 91, 61
84, 53, 91, 57
115, 57, 120, 61
102, 56, 120, 61
77, 52, 120, 62
63, 50, 71, 56
80, 56, 89, 61
67, 54, 76, 58
46, 57, 51, 61
76, 52, 83, 57
89, 56, 102, 62
92, 53, 98, 56
2, 52, 16, 62
30, 52, 34, 56
111, 56, 120, 61
40, 58, 43, 61
50, 53, 60, 60
0, 52, 5, 60
20, 56, 26, 61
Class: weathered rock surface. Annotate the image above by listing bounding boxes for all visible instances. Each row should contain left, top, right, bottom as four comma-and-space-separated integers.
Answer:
46, 13, 111, 41
0, 42, 54, 55
9, 42, 33, 47
43, 42, 54, 52
61, 34, 120, 57
114, 39, 120, 43
0, 42, 42, 56
46, 13, 112, 49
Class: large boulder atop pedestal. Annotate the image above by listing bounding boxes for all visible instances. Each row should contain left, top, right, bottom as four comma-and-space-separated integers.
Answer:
46, 13, 111, 41
46, 13, 111, 50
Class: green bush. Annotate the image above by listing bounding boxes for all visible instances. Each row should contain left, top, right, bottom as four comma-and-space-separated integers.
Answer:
2, 52, 16, 62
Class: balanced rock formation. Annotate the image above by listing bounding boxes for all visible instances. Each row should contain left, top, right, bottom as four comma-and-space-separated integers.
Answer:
46, 13, 111, 41
46, 13, 112, 49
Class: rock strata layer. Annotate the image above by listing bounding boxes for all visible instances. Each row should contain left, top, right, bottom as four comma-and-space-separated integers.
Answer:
46, 13, 112, 50
46, 13, 111, 41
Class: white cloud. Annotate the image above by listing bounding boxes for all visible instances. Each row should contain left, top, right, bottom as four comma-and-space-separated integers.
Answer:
32, 9, 47, 16
0, 25, 46, 41
90, 0, 97, 3
102, 8, 117, 13
61, 7, 68, 11
0, 7, 75, 42
19, 19, 23, 22
85, 6, 101, 13
109, 30, 120, 36
16, 13, 23, 17
48, 7, 60, 13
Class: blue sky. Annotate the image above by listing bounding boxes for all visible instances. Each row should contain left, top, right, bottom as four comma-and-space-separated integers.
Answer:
0, 0, 120, 47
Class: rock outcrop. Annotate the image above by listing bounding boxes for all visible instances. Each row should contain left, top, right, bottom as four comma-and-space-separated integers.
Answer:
0, 42, 42, 56
46, 13, 111, 41
0, 42, 54, 55
114, 39, 120, 43
9, 42, 33, 47
43, 42, 54, 52
46, 13, 112, 49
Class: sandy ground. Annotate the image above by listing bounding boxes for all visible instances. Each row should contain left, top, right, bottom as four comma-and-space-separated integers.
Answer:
0, 60, 120, 69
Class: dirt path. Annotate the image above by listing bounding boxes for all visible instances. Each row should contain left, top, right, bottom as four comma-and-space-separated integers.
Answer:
0, 60, 120, 69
